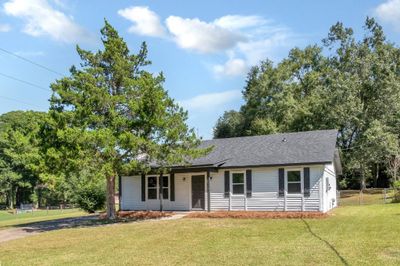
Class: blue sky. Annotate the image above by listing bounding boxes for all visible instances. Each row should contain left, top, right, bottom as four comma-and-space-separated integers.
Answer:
1, 0, 400, 139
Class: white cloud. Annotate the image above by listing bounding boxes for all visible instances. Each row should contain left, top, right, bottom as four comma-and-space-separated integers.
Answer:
3, 0, 92, 43
238, 32, 290, 65
118, 6, 298, 77
0, 24, 11, 32
118, 6, 165, 37
213, 58, 247, 77
214, 15, 267, 30
375, 0, 400, 31
165, 16, 245, 53
179, 90, 241, 111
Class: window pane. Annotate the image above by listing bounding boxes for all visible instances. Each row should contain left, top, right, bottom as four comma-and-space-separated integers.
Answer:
232, 173, 244, 184
148, 176, 157, 188
148, 188, 157, 199
163, 188, 169, 199
162, 176, 168, 187
233, 184, 244, 194
288, 171, 301, 182
288, 183, 301, 194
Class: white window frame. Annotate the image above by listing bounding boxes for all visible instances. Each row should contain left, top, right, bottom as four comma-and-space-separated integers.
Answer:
286, 169, 303, 195
231, 171, 246, 195
146, 175, 170, 200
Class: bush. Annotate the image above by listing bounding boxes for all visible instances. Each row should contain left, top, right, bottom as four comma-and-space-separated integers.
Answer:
75, 182, 106, 213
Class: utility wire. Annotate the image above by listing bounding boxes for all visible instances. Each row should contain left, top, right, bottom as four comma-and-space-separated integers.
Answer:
0, 47, 64, 76
0, 95, 44, 109
0, 71, 52, 92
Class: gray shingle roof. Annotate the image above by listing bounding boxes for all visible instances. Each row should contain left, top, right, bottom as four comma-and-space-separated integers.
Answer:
188, 129, 338, 168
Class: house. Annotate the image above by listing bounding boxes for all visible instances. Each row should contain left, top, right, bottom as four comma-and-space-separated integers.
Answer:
120, 129, 341, 213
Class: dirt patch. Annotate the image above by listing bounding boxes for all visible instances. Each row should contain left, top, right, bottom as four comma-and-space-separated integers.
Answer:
185, 211, 328, 219
99, 211, 174, 221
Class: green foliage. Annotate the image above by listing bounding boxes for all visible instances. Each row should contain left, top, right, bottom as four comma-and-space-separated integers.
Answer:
214, 18, 400, 188
213, 110, 245, 138
75, 182, 106, 213
47, 20, 207, 218
0, 111, 47, 208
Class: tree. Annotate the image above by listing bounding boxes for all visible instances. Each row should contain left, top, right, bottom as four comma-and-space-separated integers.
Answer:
387, 155, 400, 183
213, 110, 245, 138
0, 111, 47, 208
214, 18, 400, 188
48, 21, 206, 219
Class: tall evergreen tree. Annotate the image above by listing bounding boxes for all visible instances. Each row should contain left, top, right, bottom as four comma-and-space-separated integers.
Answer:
49, 21, 206, 218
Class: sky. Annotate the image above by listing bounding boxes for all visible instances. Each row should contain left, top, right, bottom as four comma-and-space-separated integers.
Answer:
1, 0, 400, 139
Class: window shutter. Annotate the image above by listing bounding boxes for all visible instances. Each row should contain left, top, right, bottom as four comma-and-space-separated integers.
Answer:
224, 171, 230, 198
278, 168, 284, 197
246, 169, 252, 198
170, 173, 175, 201
141, 174, 145, 201
304, 167, 310, 197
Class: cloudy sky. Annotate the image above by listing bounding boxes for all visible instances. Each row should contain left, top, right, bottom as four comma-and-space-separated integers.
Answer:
1, 0, 400, 139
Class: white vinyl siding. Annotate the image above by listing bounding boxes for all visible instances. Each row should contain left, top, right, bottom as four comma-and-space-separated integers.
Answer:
323, 163, 337, 212
121, 164, 332, 212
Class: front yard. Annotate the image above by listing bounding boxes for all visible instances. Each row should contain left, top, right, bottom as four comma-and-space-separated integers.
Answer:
0, 209, 86, 230
0, 204, 399, 265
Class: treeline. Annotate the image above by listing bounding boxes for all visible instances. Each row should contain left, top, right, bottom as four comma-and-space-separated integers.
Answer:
214, 18, 400, 189
0, 21, 206, 218
0, 111, 106, 210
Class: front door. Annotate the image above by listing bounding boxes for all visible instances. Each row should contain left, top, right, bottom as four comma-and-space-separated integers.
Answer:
191, 175, 205, 209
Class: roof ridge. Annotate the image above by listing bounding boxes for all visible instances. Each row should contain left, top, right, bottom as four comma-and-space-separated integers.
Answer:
203, 129, 337, 142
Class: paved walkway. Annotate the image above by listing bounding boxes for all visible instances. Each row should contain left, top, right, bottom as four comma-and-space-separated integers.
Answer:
0, 212, 188, 244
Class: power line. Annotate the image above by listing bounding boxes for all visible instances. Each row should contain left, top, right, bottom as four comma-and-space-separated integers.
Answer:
0, 47, 64, 76
0, 71, 52, 92
0, 95, 45, 109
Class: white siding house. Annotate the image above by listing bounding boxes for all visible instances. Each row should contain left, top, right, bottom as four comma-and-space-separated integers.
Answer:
121, 130, 341, 213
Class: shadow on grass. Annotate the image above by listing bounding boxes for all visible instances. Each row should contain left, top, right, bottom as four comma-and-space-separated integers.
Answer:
10, 215, 159, 234
12, 215, 107, 233
302, 219, 349, 266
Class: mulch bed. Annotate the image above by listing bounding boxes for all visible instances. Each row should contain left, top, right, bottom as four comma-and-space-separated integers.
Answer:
185, 211, 328, 219
99, 211, 174, 221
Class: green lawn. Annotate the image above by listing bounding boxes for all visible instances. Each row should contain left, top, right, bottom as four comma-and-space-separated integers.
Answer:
339, 189, 395, 206
0, 204, 399, 265
0, 209, 86, 230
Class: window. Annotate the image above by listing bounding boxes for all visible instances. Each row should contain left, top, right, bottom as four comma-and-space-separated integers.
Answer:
147, 176, 157, 199
162, 176, 169, 199
287, 170, 301, 194
232, 172, 245, 195
147, 176, 169, 200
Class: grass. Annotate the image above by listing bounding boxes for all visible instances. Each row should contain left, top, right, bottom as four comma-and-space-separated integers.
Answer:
0, 209, 86, 230
0, 204, 399, 265
339, 189, 395, 206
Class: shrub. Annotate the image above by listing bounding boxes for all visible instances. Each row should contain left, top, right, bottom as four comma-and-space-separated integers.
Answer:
75, 182, 106, 213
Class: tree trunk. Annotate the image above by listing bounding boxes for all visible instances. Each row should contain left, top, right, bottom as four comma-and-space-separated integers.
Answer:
9, 185, 14, 209
374, 164, 379, 188
106, 175, 116, 219
360, 169, 366, 191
